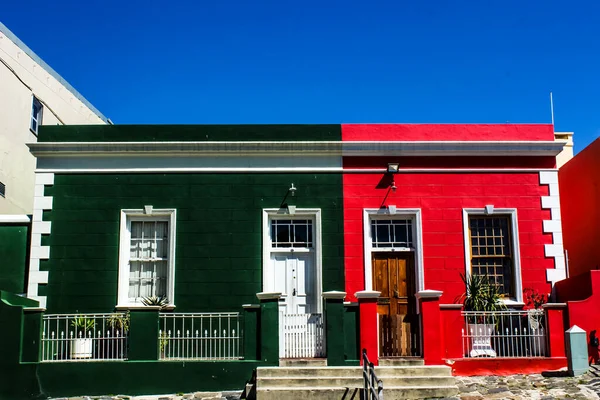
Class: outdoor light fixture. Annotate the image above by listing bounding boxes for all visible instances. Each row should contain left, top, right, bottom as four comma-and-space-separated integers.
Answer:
288, 183, 297, 196
391, 179, 397, 192
387, 163, 399, 173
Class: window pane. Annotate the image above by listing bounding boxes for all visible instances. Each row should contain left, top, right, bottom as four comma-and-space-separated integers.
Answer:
275, 224, 290, 247
155, 221, 168, 258
155, 261, 168, 298
128, 261, 141, 299
295, 224, 308, 245
376, 224, 390, 245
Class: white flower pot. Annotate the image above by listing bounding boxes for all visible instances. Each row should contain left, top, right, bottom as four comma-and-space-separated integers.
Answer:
71, 338, 93, 359
468, 323, 497, 357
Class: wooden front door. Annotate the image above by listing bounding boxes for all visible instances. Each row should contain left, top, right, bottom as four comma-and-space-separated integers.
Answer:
372, 253, 419, 357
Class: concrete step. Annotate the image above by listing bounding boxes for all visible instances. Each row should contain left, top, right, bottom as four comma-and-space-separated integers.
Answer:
376, 365, 453, 377
379, 357, 424, 366
279, 358, 327, 367
257, 365, 452, 378
257, 366, 359, 378
257, 385, 458, 400
258, 375, 456, 388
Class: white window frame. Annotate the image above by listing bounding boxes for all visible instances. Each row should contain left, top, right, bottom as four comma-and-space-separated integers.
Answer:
262, 208, 323, 313
462, 208, 523, 305
30, 95, 43, 135
363, 208, 425, 294
117, 208, 177, 309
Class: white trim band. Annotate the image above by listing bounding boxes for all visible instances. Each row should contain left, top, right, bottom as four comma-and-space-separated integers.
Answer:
29, 140, 566, 157
0, 215, 30, 223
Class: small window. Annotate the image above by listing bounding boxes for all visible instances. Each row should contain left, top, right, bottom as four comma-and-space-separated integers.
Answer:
31, 96, 43, 134
469, 216, 514, 296
371, 219, 413, 248
118, 209, 176, 307
0, 181, 5, 198
271, 219, 313, 248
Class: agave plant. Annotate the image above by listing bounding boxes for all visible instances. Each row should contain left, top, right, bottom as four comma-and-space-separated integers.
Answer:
141, 296, 169, 309
71, 315, 95, 335
459, 273, 506, 323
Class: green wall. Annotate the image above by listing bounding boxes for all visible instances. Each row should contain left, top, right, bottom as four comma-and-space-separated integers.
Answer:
0, 224, 29, 294
38, 124, 341, 142
42, 173, 344, 313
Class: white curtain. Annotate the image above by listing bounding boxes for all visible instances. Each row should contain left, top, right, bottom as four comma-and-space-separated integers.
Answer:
128, 220, 169, 301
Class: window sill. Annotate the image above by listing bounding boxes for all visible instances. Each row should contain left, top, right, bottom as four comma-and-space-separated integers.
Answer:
115, 304, 176, 311
501, 299, 525, 308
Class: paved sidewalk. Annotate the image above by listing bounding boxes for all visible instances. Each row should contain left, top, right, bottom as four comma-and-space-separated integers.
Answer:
452, 365, 600, 400
51, 365, 600, 400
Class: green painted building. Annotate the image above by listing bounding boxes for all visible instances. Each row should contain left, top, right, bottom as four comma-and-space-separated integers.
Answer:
0, 125, 356, 399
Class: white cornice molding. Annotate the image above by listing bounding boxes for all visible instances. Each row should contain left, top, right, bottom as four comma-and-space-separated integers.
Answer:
0, 215, 30, 223
28, 140, 565, 157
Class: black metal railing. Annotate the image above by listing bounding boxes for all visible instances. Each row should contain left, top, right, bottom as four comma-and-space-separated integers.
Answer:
362, 348, 383, 400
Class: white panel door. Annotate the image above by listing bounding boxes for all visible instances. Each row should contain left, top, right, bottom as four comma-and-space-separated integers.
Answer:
272, 253, 313, 315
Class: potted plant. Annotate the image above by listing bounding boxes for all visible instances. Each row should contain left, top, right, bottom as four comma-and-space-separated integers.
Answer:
106, 312, 130, 359
141, 296, 169, 309
524, 288, 548, 356
70, 315, 95, 359
460, 273, 507, 357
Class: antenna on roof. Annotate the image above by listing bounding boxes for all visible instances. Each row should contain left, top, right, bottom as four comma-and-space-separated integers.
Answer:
550, 92, 555, 126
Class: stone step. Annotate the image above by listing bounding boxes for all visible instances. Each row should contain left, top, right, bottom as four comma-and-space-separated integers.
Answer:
257, 365, 452, 378
256, 385, 458, 400
279, 358, 327, 367
376, 365, 453, 377
258, 375, 456, 388
379, 357, 425, 366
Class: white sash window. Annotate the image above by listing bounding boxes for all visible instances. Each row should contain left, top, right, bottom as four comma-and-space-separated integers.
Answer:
117, 208, 176, 308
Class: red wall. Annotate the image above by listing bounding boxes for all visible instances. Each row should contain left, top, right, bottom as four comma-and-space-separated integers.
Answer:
342, 124, 556, 142
556, 271, 600, 336
559, 137, 600, 278
343, 169, 554, 303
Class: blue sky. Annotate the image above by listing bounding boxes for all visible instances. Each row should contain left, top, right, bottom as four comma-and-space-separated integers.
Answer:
2, 1, 599, 151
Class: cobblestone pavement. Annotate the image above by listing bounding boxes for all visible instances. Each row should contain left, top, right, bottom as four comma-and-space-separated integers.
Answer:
450, 365, 600, 400
51, 366, 600, 400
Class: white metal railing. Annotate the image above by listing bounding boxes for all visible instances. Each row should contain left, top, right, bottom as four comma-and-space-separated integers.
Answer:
462, 309, 547, 358
159, 312, 243, 360
280, 313, 325, 358
42, 313, 129, 362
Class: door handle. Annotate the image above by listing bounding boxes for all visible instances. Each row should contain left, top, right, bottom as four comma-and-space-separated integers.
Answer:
292, 288, 296, 296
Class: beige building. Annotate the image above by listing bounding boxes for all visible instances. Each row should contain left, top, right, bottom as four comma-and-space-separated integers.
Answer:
0, 22, 107, 215
555, 131, 574, 168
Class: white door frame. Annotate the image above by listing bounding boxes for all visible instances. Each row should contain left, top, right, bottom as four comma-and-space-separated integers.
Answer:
262, 208, 323, 313
363, 208, 425, 296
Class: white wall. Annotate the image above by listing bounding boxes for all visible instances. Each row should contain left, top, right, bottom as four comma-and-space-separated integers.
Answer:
0, 27, 106, 214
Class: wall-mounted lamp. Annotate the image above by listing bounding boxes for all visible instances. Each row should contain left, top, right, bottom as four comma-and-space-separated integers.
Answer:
390, 179, 397, 192
388, 163, 400, 173
288, 183, 297, 197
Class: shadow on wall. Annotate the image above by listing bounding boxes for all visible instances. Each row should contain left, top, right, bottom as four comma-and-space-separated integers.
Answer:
555, 270, 600, 365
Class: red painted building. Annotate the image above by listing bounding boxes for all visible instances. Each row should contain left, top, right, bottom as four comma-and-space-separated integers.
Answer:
559, 136, 600, 278
341, 124, 569, 373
